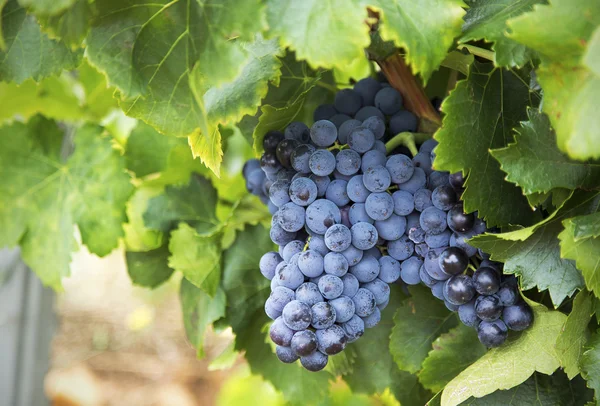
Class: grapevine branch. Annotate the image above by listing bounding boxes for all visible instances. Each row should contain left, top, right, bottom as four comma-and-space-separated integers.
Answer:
385, 132, 430, 156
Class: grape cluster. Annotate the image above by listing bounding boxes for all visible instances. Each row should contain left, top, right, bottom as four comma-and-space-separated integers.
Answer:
243, 77, 532, 371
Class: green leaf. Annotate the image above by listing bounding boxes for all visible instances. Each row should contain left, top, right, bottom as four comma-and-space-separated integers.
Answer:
461, 372, 594, 405
0, 0, 8, 49
389, 285, 458, 374
581, 330, 600, 398
265, 0, 369, 71
0, 0, 81, 83
559, 216, 600, 299
86, 0, 264, 97
125, 122, 183, 178
36, 0, 94, 49
222, 225, 333, 405
555, 290, 593, 379
433, 61, 537, 227
460, 0, 544, 67
17, 0, 75, 15
373, 0, 467, 82
584, 27, 600, 77
507, 0, 600, 161
344, 285, 432, 406
125, 245, 174, 288
441, 301, 566, 406
0, 118, 133, 289
168, 222, 221, 296
418, 324, 487, 393
440, 51, 474, 76
123, 186, 164, 252
180, 277, 226, 358
469, 190, 600, 306
569, 211, 600, 240
143, 175, 219, 233
492, 108, 600, 194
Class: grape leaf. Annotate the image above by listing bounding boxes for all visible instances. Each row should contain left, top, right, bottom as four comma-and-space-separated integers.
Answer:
265, 0, 369, 72
125, 244, 174, 288
460, 0, 543, 67
492, 108, 600, 194
418, 324, 486, 392
36, 0, 94, 48
433, 61, 537, 227
126, 122, 183, 178
86, 0, 264, 97
373, 0, 467, 82
570, 211, 600, 240
0, 117, 132, 289
0, 0, 81, 83
168, 222, 221, 296
507, 0, 600, 161
555, 290, 593, 379
221, 225, 334, 405
461, 372, 594, 405
584, 27, 600, 76
389, 285, 458, 374
143, 175, 219, 234
441, 301, 566, 406
0, 0, 8, 48
123, 186, 164, 252
344, 285, 432, 406
581, 330, 600, 399
559, 216, 600, 299
180, 278, 226, 358
17, 0, 75, 15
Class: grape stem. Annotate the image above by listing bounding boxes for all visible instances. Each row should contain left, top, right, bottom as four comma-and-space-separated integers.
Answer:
457, 44, 495, 62
385, 132, 430, 156
376, 54, 442, 131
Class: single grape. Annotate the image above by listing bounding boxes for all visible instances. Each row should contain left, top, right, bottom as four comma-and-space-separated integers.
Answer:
275, 263, 305, 290
353, 288, 377, 317
389, 110, 417, 134
419, 138, 438, 154
323, 252, 349, 277
412, 152, 432, 175
399, 168, 427, 193
443, 275, 476, 305
260, 151, 282, 174
268, 286, 295, 313
392, 190, 414, 216
415, 242, 429, 258
378, 256, 401, 283
473, 267, 501, 295
431, 282, 445, 300
438, 247, 469, 276
387, 235, 414, 261
363, 165, 391, 193
458, 299, 480, 328
474, 295, 502, 322
246, 168, 266, 194
335, 149, 361, 176
309, 174, 331, 197
355, 106, 385, 121
309, 149, 336, 176
340, 245, 363, 267
362, 116, 386, 139
428, 171, 450, 191
348, 203, 373, 225
361, 150, 387, 172
365, 246, 382, 259
365, 192, 394, 221
398, 255, 422, 284
419, 264, 437, 287
343, 314, 365, 343
329, 113, 351, 129
318, 275, 344, 300
425, 230, 451, 249
497, 283, 518, 306
408, 226, 426, 244
282, 240, 304, 262
305, 199, 341, 235
329, 296, 356, 323
316, 325, 347, 355
432, 185, 457, 211
313, 104, 337, 121
289, 177, 318, 207
371, 140, 386, 154
242, 159, 260, 179
276, 345, 299, 363
424, 248, 451, 281
310, 120, 338, 147
295, 282, 324, 306
362, 278, 390, 305
338, 119, 362, 145
386, 154, 414, 184
449, 172, 466, 190
300, 350, 328, 371
420, 206, 448, 235
297, 250, 324, 278
350, 222, 378, 250
311, 302, 336, 329
276, 139, 300, 168
341, 273, 360, 297
325, 180, 350, 207
291, 330, 318, 356
362, 307, 381, 328
335, 88, 363, 115
270, 223, 296, 245
269, 180, 290, 207
447, 204, 475, 233
449, 233, 478, 257
277, 202, 306, 233
260, 251, 283, 280
324, 224, 352, 252
347, 175, 370, 203
477, 320, 508, 348
290, 144, 316, 174
263, 130, 284, 152
285, 122, 310, 143
353, 77, 381, 105
308, 235, 329, 256
349, 255, 380, 283
503, 303, 533, 331
348, 127, 375, 153
374, 87, 402, 115
414, 188, 433, 212
375, 214, 406, 241
270, 317, 295, 346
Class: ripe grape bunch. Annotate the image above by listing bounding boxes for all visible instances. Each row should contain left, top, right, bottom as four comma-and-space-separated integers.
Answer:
243, 77, 533, 372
